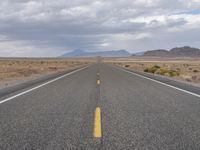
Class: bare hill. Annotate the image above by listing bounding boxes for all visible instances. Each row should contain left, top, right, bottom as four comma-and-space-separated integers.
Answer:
143, 46, 200, 57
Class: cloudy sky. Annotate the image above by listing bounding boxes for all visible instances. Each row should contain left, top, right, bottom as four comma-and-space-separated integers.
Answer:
0, 0, 200, 57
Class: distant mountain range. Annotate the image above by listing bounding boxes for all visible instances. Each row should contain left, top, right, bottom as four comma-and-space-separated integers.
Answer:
143, 46, 200, 57
61, 49, 131, 57
60, 46, 200, 57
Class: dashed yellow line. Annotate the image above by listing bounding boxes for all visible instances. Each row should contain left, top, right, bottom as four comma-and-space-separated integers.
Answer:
93, 107, 102, 138
97, 79, 101, 85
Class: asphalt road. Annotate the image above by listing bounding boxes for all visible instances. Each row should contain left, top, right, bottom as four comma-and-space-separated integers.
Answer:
0, 63, 200, 150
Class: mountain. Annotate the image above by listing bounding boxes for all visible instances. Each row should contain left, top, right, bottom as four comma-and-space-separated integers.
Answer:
61, 46, 200, 57
61, 49, 131, 57
132, 51, 146, 56
143, 46, 200, 57
142, 49, 169, 57
170, 46, 200, 57
61, 49, 86, 57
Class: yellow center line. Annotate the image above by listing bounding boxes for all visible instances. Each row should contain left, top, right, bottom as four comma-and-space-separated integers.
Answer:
97, 79, 101, 85
93, 107, 102, 138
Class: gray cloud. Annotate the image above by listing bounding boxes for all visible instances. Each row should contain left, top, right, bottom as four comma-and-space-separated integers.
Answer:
0, 0, 200, 56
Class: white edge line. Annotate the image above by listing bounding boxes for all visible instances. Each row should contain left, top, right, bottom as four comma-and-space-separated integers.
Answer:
115, 66, 200, 98
0, 66, 89, 104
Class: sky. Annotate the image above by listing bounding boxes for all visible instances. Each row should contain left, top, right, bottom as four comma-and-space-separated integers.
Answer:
0, 0, 200, 57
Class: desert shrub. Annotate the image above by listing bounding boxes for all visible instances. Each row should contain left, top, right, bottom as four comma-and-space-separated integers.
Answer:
144, 66, 180, 77
188, 67, 193, 70
154, 69, 161, 74
144, 68, 154, 73
144, 68, 149, 72
154, 65, 161, 69
193, 70, 199, 73
144, 65, 160, 73
124, 65, 130, 68
168, 70, 180, 77
155, 68, 168, 75
192, 75, 197, 80
48, 67, 57, 70
164, 72, 171, 76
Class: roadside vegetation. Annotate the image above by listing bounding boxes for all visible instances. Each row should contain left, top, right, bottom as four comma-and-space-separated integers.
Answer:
144, 65, 180, 77
105, 57, 200, 85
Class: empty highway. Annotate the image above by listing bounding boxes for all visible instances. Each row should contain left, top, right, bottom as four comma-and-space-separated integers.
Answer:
0, 63, 200, 150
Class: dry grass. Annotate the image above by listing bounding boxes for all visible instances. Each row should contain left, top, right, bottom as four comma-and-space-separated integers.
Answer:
105, 57, 200, 85
0, 58, 94, 87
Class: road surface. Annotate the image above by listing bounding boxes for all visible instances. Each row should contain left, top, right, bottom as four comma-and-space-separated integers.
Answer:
0, 63, 200, 150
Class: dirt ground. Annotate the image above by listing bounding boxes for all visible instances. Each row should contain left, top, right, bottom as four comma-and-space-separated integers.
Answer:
0, 58, 94, 88
104, 57, 200, 86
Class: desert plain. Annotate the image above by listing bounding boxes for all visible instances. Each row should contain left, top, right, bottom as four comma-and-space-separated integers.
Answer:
0, 57, 200, 89
104, 57, 200, 86
0, 58, 94, 89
